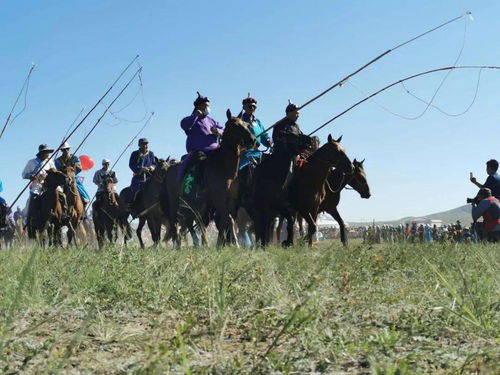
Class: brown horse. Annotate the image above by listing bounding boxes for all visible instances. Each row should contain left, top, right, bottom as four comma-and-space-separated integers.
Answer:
27, 170, 67, 246
62, 166, 86, 245
93, 176, 132, 248
291, 134, 353, 246
320, 158, 371, 245
164, 110, 255, 248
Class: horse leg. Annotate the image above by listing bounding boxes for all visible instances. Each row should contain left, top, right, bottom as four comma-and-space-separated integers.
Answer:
282, 212, 295, 247
137, 217, 146, 249
147, 218, 160, 247
327, 208, 347, 246
276, 216, 284, 245
302, 212, 317, 247
298, 215, 305, 237
123, 219, 133, 246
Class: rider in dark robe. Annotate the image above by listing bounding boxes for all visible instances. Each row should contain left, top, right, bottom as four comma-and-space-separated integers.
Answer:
128, 138, 157, 202
271, 101, 304, 154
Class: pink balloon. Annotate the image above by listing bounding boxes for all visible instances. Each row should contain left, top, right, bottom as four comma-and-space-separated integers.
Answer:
80, 155, 94, 171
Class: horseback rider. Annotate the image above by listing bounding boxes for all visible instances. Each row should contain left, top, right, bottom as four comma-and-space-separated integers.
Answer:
0, 178, 5, 207
54, 142, 91, 204
239, 94, 272, 169
128, 138, 157, 203
21, 144, 56, 223
271, 101, 304, 154
93, 158, 118, 206
178, 92, 224, 182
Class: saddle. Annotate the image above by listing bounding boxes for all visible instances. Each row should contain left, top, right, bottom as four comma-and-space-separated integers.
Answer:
182, 159, 206, 198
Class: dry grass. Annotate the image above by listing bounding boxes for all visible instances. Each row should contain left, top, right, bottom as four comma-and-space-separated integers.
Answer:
0, 241, 499, 373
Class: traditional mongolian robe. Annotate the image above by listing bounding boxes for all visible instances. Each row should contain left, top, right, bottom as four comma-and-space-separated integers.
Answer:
178, 113, 224, 180
239, 112, 272, 169
0, 179, 5, 206
128, 150, 157, 195
271, 117, 303, 154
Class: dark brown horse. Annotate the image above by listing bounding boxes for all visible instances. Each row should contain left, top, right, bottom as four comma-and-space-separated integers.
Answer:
320, 158, 371, 245
93, 176, 132, 248
291, 134, 353, 246
249, 133, 314, 247
164, 110, 255, 248
27, 170, 67, 246
132, 158, 170, 248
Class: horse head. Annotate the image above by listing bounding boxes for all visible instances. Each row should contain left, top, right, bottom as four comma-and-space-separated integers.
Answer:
349, 158, 371, 199
310, 134, 353, 175
224, 109, 256, 149
45, 169, 68, 189
152, 158, 170, 182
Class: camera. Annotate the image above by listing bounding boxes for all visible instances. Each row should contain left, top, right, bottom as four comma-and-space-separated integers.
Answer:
466, 197, 479, 205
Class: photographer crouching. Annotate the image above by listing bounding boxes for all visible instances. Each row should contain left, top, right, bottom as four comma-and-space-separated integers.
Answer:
469, 188, 500, 242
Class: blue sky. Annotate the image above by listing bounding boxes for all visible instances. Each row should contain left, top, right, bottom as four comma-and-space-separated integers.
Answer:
1, 0, 499, 222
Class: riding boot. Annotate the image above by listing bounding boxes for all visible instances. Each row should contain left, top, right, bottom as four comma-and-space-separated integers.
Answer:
59, 192, 69, 222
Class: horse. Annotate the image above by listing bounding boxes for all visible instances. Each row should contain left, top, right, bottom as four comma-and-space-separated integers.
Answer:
163, 110, 255, 248
132, 158, 170, 248
319, 158, 371, 245
27, 169, 67, 246
249, 132, 314, 248
290, 134, 353, 246
0, 203, 14, 249
62, 166, 86, 246
93, 175, 132, 248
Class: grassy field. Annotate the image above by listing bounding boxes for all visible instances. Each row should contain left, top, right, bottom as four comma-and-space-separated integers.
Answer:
0, 241, 499, 374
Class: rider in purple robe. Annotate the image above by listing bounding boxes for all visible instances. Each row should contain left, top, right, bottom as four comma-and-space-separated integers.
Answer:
178, 92, 224, 181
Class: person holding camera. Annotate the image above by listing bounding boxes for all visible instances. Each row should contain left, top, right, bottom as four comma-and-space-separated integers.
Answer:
471, 188, 500, 242
470, 159, 500, 199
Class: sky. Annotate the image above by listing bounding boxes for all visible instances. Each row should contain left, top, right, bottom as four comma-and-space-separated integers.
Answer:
1, 0, 499, 222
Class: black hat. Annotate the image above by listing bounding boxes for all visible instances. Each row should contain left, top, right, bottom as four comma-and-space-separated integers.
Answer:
36, 144, 54, 156
138, 138, 149, 145
193, 91, 210, 107
285, 100, 298, 114
242, 93, 257, 106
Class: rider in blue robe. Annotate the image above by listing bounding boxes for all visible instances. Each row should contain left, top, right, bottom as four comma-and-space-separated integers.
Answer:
239, 95, 272, 169
0, 178, 6, 206
54, 142, 91, 203
128, 138, 157, 199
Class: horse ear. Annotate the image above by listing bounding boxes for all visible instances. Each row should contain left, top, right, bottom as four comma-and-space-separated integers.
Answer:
327, 134, 333, 143
237, 110, 243, 119
226, 109, 232, 120
336, 135, 343, 143
353, 158, 358, 164
360, 158, 365, 165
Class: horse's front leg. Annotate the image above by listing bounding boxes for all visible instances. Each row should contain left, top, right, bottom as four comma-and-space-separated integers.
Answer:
136, 217, 146, 249
282, 212, 296, 247
328, 207, 347, 246
302, 211, 317, 247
